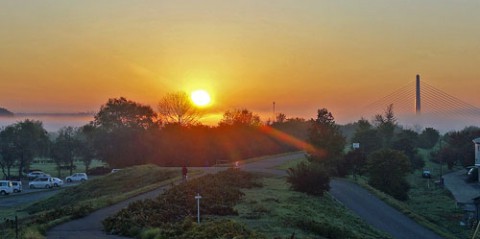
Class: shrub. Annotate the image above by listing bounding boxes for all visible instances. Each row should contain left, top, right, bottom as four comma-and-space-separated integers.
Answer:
104, 169, 262, 237
286, 161, 330, 196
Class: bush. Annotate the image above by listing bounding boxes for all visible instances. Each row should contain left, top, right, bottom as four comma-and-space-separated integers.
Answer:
286, 161, 330, 196
104, 169, 262, 237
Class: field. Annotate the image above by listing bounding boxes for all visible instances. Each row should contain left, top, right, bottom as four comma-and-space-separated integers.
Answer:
229, 176, 390, 238
5, 158, 106, 179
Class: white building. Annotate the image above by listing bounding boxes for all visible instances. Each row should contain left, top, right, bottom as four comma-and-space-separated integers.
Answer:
474, 138, 480, 166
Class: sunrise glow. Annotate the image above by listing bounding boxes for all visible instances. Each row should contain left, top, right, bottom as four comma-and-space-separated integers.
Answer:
191, 90, 211, 107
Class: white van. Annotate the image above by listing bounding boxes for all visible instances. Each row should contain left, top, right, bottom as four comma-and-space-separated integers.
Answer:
0, 180, 14, 195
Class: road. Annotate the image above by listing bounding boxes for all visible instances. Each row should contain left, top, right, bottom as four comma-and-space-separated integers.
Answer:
0, 182, 80, 208
46, 152, 443, 239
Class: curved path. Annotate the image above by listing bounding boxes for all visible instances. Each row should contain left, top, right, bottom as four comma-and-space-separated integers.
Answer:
47, 152, 443, 239
330, 179, 443, 239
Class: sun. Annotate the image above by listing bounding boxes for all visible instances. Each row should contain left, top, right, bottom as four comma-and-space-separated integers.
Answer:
191, 89, 211, 107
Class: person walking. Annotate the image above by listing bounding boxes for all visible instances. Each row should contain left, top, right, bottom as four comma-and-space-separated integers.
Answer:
182, 166, 188, 181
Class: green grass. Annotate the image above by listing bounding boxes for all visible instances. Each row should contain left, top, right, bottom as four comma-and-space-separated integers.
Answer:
215, 151, 304, 167
274, 154, 308, 171
226, 175, 391, 239
3, 164, 185, 239
353, 175, 465, 239
7, 159, 106, 178
25, 165, 181, 214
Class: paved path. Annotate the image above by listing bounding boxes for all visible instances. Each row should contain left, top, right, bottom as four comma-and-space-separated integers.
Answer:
443, 169, 480, 205
47, 152, 443, 239
47, 187, 167, 239
330, 179, 443, 239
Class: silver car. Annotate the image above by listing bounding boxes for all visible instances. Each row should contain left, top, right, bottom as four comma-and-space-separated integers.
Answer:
29, 177, 54, 189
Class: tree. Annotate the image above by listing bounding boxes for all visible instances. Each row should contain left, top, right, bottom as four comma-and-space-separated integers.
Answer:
276, 113, 287, 123
434, 127, 480, 167
392, 129, 424, 170
343, 149, 367, 179
374, 104, 397, 148
93, 97, 158, 131
0, 120, 49, 178
52, 127, 78, 176
351, 118, 382, 156
75, 125, 96, 172
158, 92, 202, 126
92, 98, 158, 167
418, 127, 440, 149
218, 109, 262, 127
367, 149, 411, 200
307, 109, 346, 174
0, 126, 18, 179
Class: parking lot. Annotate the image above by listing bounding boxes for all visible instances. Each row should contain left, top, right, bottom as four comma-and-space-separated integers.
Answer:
0, 180, 82, 208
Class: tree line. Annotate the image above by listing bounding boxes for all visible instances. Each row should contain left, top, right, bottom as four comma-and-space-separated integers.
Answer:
0, 94, 308, 179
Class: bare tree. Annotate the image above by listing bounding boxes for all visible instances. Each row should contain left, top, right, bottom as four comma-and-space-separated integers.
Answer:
158, 92, 202, 126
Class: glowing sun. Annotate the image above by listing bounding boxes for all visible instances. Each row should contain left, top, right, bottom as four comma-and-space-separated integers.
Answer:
191, 89, 211, 107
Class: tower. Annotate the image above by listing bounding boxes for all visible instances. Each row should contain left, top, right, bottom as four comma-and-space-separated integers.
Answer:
416, 74, 421, 115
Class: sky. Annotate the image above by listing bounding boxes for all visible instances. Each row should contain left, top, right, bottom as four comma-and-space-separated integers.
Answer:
1, 0, 479, 127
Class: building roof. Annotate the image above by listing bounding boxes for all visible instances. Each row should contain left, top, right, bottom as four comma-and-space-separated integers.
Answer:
473, 138, 480, 144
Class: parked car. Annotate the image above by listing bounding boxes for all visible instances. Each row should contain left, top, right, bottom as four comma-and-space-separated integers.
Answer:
27, 171, 44, 179
65, 173, 88, 183
29, 177, 54, 189
11, 181, 22, 193
111, 169, 121, 173
27, 171, 50, 180
0, 180, 14, 195
422, 169, 431, 178
52, 177, 64, 187
466, 167, 478, 183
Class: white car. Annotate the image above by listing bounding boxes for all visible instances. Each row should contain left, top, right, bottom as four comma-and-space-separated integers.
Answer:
27, 171, 49, 180
65, 173, 88, 183
52, 177, 64, 187
29, 177, 54, 189
0, 180, 14, 195
11, 181, 22, 193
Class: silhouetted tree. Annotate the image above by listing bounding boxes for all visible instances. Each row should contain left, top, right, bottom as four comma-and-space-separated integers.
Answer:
392, 129, 424, 170
75, 125, 96, 172
418, 127, 440, 149
434, 127, 480, 167
0, 120, 49, 178
218, 109, 262, 127
0, 126, 18, 179
343, 149, 367, 179
52, 127, 78, 176
350, 118, 382, 156
92, 97, 158, 167
374, 104, 397, 148
276, 113, 287, 123
307, 109, 346, 176
158, 92, 202, 126
367, 149, 411, 201
93, 97, 158, 131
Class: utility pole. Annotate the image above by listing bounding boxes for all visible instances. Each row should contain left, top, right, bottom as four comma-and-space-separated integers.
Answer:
272, 101, 276, 122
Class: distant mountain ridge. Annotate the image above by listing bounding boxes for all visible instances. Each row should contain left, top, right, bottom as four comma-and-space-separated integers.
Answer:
0, 107, 14, 117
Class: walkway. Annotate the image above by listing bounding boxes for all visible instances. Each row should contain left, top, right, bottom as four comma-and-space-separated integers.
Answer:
443, 169, 480, 205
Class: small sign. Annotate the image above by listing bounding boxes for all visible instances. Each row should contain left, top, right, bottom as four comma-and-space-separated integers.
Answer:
352, 143, 360, 149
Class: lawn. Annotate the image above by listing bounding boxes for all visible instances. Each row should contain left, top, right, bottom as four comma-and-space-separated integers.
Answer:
230, 176, 391, 239
1, 165, 183, 239
6, 158, 106, 179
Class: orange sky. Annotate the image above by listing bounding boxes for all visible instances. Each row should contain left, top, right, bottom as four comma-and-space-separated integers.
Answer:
1, 1, 479, 125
